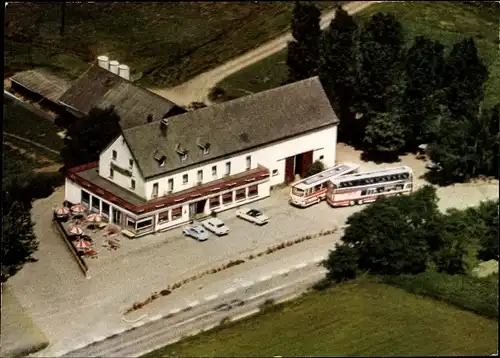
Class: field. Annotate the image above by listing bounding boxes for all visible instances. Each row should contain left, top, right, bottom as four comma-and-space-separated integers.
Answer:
217, 2, 500, 108
144, 281, 498, 357
4, 2, 339, 87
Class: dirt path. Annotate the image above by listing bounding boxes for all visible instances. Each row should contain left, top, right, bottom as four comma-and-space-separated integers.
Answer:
4, 132, 60, 155
149, 1, 379, 107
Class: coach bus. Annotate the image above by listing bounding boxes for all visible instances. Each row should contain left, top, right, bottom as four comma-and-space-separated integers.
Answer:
289, 163, 360, 207
326, 166, 414, 207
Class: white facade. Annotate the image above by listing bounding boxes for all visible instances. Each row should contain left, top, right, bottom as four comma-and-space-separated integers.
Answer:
139, 125, 337, 201
99, 136, 146, 197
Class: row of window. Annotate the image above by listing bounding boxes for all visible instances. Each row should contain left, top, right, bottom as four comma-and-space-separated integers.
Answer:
338, 172, 411, 189
112, 150, 134, 168
150, 157, 253, 197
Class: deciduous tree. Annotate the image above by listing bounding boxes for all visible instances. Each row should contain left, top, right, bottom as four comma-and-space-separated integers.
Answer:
306, 160, 325, 177
363, 110, 406, 153
286, 2, 321, 83
322, 243, 358, 282
61, 106, 121, 169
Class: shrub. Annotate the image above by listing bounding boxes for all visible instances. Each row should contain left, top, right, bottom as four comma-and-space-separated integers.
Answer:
312, 278, 332, 291
384, 271, 499, 319
306, 160, 325, 177
248, 254, 255, 260
160, 289, 171, 296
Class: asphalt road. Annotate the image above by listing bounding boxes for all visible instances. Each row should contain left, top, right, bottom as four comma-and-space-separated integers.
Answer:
63, 263, 326, 357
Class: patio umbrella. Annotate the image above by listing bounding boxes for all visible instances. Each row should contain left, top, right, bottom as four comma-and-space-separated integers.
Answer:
86, 213, 102, 223
75, 239, 91, 250
55, 207, 70, 215
68, 225, 84, 236
71, 204, 86, 213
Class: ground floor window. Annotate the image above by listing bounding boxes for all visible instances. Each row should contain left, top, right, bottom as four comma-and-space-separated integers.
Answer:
235, 188, 246, 201
210, 196, 220, 209
136, 218, 153, 230
91, 196, 100, 212
222, 192, 233, 205
172, 207, 182, 220
158, 210, 170, 224
248, 185, 258, 197
82, 190, 90, 206
101, 202, 110, 218
126, 217, 136, 230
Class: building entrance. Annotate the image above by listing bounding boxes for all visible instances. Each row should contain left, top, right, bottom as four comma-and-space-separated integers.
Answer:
284, 150, 313, 184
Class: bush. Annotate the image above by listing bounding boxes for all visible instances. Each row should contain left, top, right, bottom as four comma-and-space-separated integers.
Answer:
160, 289, 171, 296
306, 160, 325, 177
312, 278, 332, 291
384, 271, 499, 319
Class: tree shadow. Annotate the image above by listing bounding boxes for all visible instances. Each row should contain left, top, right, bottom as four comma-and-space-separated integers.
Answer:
419, 170, 466, 187
360, 150, 401, 164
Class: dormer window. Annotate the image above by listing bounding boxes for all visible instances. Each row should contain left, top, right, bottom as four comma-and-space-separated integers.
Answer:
196, 138, 211, 155
153, 150, 167, 167
176, 143, 189, 162
181, 153, 188, 161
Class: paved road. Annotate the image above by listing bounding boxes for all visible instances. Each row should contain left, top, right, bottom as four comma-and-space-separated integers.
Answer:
63, 261, 327, 357
149, 1, 379, 107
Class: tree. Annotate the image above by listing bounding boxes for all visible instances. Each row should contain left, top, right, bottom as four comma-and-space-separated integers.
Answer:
323, 243, 358, 282
319, 5, 360, 142
442, 38, 488, 118
401, 36, 445, 147
1, 200, 39, 283
355, 13, 405, 116
286, 2, 321, 83
306, 160, 325, 177
61, 106, 121, 169
476, 199, 499, 261
363, 110, 406, 153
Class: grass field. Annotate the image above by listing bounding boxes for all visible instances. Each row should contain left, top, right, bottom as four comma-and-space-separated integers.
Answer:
3, 97, 64, 152
5, 2, 340, 87
217, 2, 500, 108
144, 281, 498, 357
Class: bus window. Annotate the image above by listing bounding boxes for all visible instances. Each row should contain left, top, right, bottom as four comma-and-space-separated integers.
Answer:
361, 189, 367, 196
314, 184, 321, 191
292, 187, 305, 196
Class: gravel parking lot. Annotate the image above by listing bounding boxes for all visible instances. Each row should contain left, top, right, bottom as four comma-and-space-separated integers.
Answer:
8, 145, 499, 356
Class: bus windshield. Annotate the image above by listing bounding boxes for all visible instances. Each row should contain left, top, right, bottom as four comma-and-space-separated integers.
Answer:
292, 187, 305, 197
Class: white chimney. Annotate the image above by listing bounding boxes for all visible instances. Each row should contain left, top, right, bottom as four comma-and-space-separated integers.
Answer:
118, 64, 130, 80
97, 55, 109, 70
109, 60, 120, 75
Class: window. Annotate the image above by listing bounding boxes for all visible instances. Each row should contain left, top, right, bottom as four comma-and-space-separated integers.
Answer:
197, 169, 203, 184
126, 217, 136, 230
136, 218, 153, 230
109, 168, 114, 179
131, 179, 136, 190
181, 153, 188, 161
91, 196, 99, 212
82, 190, 90, 206
171, 207, 182, 220
222, 192, 233, 205
203, 147, 210, 155
245, 156, 251, 170
272, 169, 279, 176
236, 188, 246, 201
112, 150, 117, 160
210, 196, 220, 208
152, 183, 159, 197
168, 178, 174, 192
158, 210, 170, 224
248, 185, 258, 197
212, 166, 217, 179
314, 184, 321, 191
319, 155, 324, 160
129, 159, 134, 169
225, 162, 231, 176
160, 157, 166, 167
101, 202, 110, 218
182, 174, 188, 185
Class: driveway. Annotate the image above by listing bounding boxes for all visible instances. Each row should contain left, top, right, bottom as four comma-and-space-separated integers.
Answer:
9, 146, 499, 356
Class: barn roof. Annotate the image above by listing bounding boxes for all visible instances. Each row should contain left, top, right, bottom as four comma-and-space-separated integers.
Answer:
122, 76, 339, 179
58, 65, 183, 129
10, 69, 72, 102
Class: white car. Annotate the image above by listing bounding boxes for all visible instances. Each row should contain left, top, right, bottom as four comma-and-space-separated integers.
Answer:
236, 208, 269, 225
202, 218, 230, 236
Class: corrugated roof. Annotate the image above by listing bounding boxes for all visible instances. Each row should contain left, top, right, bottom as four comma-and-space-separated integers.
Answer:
123, 76, 339, 179
10, 69, 71, 102
58, 65, 182, 129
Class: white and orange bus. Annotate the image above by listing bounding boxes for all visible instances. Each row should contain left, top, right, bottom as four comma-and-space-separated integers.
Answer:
326, 166, 414, 207
289, 163, 360, 207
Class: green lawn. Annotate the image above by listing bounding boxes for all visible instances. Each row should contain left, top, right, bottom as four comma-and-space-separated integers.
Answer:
5, 2, 340, 87
3, 97, 64, 152
217, 2, 500, 108
3, 144, 47, 177
144, 281, 498, 357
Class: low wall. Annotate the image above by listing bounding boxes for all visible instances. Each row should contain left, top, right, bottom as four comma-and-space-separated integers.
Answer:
53, 219, 90, 279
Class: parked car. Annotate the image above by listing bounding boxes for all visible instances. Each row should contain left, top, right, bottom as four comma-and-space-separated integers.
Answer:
182, 225, 209, 241
236, 208, 270, 225
202, 218, 230, 236
425, 160, 442, 171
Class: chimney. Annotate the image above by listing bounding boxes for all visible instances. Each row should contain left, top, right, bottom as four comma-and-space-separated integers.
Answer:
118, 64, 130, 80
109, 60, 120, 74
160, 117, 169, 137
97, 55, 110, 70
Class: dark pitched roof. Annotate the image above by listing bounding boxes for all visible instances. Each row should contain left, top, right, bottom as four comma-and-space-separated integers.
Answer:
123, 76, 339, 179
10, 69, 71, 102
58, 65, 182, 129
